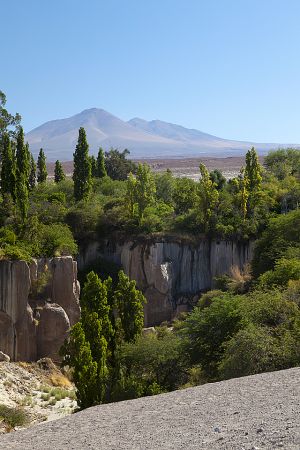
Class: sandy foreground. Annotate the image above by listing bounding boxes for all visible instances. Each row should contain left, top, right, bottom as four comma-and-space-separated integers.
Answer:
1, 367, 299, 450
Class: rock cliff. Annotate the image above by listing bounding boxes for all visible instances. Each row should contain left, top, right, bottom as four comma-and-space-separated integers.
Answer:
78, 237, 254, 326
0, 257, 80, 362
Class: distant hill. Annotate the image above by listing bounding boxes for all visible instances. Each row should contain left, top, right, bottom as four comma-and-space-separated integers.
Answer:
25, 108, 297, 161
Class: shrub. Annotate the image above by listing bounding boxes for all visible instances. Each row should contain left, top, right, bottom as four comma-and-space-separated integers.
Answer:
180, 294, 243, 378
218, 325, 282, 379
0, 404, 29, 429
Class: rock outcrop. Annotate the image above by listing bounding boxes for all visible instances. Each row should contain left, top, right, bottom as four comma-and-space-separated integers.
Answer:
0, 256, 80, 362
78, 237, 254, 326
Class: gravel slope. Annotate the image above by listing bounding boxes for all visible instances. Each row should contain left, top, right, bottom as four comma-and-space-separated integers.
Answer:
1, 367, 299, 450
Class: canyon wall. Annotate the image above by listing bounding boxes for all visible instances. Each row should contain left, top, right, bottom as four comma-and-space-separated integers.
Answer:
78, 237, 254, 326
0, 256, 80, 362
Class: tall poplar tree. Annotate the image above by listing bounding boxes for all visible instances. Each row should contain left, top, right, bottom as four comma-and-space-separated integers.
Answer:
54, 160, 65, 183
73, 127, 92, 201
0, 133, 16, 199
37, 148, 47, 183
244, 147, 263, 192
96, 147, 107, 178
198, 163, 219, 231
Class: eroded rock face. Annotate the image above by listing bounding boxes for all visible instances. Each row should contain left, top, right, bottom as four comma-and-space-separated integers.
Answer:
37, 303, 70, 362
0, 256, 80, 361
79, 238, 254, 326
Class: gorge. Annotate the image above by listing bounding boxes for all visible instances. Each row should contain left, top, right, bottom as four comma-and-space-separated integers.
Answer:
0, 237, 253, 361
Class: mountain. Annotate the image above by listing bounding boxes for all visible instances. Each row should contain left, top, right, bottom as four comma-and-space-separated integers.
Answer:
25, 108, 295, 161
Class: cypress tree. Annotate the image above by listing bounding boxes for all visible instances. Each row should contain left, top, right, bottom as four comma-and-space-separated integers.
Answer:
29, 153, 36, 190
114, 270, 145, 343
37, 148, 47, 183
54, 160, 65, 183
90, 155, 97, 178
73, 127, 92, 201
15, 127, 29, 221
96, 147, 107, 178
1, 133, 16, 199
16, 175, 29, 222
16, 127, 30, 180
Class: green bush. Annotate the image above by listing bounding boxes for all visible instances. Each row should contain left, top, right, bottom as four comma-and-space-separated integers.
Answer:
0, 404, 29, 429
252, 209, 300, 277
258, 257, 300, 289
119, 331, 189, 393
180, 294, 243, 378
218, 325, 282, 379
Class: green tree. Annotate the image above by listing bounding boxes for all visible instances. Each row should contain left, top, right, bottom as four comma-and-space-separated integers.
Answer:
264, 148, 300, 180
244, 147, 262, 192
180, 293, 242, 379
114, 270, 145, 343
126, 172, 137, 218
37, 148, 47, 183
155, 170, 174, 204
96, 147, 107, 178
29, 153, 36, 190
172, 177, 197, 214
134, 164, 156, 220
60, 322, 98, 409
15, 127, 29, 222
73, 127, 92, 201
258, 257, 300, 289
0, 133, 16, 199
252, 209, 300, 277
61, 270, 146, 408
198, 163, 219, 231
0, 90, 21, 149
90, 155, 97, 178
80, 271, 114, 348
209, 169, 226, 191
15, 127, 30, 181
54, 160, 65, 183
105, 148, 137, 181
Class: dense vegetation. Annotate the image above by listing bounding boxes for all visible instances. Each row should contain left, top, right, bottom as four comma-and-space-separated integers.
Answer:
1, 91, 300, 407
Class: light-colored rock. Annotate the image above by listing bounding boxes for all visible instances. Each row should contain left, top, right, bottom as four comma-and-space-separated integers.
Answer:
0, 351, 10, 362
142, 327, 157, 336
0, 256, 80, 362
79, 238, 254, 326
37, 303, 70, 362
48, 257, 80, 326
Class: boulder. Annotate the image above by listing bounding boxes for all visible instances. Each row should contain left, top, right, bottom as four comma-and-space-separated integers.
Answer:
37, 303, 70, 362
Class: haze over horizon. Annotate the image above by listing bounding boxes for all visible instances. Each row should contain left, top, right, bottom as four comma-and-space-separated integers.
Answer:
2, 0, 300, 145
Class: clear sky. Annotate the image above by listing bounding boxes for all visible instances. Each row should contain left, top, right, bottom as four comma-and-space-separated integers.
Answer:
2, 0, 300, 143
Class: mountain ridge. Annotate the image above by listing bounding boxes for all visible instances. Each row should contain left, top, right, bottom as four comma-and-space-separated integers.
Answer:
25, 108, 298, 161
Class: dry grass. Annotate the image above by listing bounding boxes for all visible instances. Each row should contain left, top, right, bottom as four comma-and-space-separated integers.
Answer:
49, 373, 72, 388
228, 264, 252, 293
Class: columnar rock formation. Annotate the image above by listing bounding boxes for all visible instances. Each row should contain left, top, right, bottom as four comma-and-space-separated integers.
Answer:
78, 237, 254, 326
0, 256, 80, 362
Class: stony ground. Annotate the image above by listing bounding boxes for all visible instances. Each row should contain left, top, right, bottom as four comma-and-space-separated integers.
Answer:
47, 155, 261, 180
1, 367, 299, 449
0, 360, 77, 434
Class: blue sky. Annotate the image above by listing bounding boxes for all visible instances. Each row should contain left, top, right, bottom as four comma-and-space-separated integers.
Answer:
2, 0, 300, 143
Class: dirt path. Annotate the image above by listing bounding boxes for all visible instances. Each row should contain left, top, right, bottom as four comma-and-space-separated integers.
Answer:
1, 367, 299, 449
